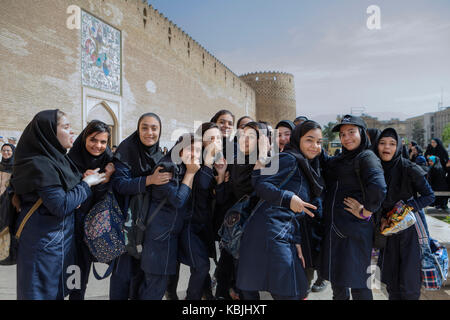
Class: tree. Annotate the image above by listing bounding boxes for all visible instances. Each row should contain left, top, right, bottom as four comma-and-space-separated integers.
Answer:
322, 122, 337, 151
442, 123, 450, 149
412, 121, 425, 147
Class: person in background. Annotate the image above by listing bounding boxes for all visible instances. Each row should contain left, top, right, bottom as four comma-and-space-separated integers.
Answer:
7, 137, 17, 147
0, 143, 15, 196
11, 109, 106, 299
401, 138, 409, 159
236, 116, 254, 136
275, 120, 295, 152
294, 116, 308, 126
210, 110, 235, 163
425, 138, 449, 169
415, 155, 429, 175
427, 156, 449, 211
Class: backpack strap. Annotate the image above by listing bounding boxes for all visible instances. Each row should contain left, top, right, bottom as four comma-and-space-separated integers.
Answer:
413, 211, 429, 246
15, 198, 43, 239
145, 197, 168, 228
354, 151, 368, 203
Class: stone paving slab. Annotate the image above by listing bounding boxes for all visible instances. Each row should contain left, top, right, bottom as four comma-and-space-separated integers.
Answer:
1, 209, 449, 300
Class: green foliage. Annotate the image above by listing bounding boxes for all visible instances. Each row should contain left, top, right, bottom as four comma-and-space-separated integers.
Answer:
442, 123, 450, 148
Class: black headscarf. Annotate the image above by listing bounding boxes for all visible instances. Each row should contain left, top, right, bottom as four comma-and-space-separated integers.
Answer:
230, 122, 268, 199
374, 128, 403, 207
11, 109, 81, 194
374, 128, 402, 176
276, 120, 296, 131
336, 125, 371, 162
367, 128, 381, 152
283, 120, 324, 198
114, 113, 163, 177
0, 143, 15, 173
425, 138, 449, 168
68, 123, 114, 173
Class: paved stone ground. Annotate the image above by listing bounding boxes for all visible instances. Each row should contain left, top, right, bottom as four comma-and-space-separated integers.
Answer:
1, 208, 449, 300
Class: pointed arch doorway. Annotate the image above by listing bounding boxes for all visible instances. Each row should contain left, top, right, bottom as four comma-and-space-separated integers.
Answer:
87, 103, 117, 148
83, 87, 122, 147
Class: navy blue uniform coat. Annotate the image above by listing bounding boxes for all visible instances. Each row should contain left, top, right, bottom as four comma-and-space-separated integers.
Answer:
16, 182, 91, 299
320, 151, 387, 288
236, 153, 319, 297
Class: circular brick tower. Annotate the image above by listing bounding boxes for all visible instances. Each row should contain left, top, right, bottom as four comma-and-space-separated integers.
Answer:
239, 71, 296, 126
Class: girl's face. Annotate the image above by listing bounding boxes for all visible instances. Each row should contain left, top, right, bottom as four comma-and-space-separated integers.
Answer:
202, 127, 222, 152
237, 117, 253, 136
239, 127, 257, 156
277, 126, 292, 152
216, 114, 234, 138
139, 116, 160, 147
339, 125, 361, 151
377, 137, 397, 162
181, 141, 202, 165
428, 159, 434, 166
431, 139, 437, 148
85, 131, 109, 157
1, 145, 13, 160
57, 115, 75, 149
299, 128, 323, 160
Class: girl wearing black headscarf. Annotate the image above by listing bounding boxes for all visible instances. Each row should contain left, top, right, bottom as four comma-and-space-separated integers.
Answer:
425, 138, 449, 168
237, 120, 323, 300
11, 110, 105, 300
0, 143, 15, 195
109, 113, 169, 300
347, 128, 434, 299
139, 133, 203, 300
428, 155, 449, 210
68, 120, 115, 300
214, 121, 270, 300
320, 115, 387, 300
211, 110, 236, 164
275, 120, 296, 152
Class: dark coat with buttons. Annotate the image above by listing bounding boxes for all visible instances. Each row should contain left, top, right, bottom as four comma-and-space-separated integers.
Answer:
236, 153, 321, 297
320, 150, 387, 288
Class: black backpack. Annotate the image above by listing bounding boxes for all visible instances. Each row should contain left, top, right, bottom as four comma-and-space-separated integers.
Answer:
123, 162, 176, 259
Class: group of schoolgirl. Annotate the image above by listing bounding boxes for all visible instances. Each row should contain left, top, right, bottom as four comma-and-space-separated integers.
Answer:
7, 108, 438, 300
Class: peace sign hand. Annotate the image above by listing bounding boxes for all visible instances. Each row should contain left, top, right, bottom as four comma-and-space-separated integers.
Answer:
290, 195, 316, 218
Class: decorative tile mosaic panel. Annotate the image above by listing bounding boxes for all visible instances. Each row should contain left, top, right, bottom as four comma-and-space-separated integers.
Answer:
81, 11, 121, 95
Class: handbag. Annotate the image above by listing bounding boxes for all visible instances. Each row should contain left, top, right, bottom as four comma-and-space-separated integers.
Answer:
414, 211, 448, 290
0, 193, 42, 265
218, 162, 298, 259
380, 200, 417, 236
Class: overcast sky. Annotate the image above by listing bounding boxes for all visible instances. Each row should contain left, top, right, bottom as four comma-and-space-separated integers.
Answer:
148, 0, 450, 124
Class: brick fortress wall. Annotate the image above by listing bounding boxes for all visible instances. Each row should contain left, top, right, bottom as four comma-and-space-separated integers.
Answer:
0, 0, 256, 147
